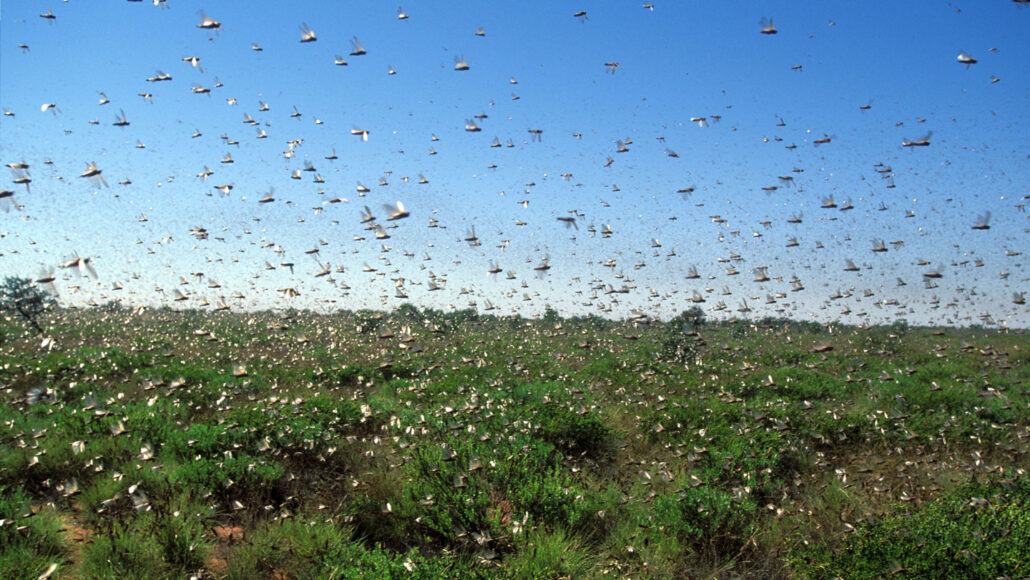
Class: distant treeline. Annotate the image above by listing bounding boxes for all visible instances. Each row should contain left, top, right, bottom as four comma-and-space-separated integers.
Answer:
51, 300, 946, 335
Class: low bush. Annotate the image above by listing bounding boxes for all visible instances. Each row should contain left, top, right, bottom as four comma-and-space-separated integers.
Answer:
788, 478, 1030, 579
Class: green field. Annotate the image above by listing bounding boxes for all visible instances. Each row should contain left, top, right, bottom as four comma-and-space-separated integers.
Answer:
2, 306, 1027, 579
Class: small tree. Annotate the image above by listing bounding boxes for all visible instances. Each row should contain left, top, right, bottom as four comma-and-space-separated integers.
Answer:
394, 302, 422, 322
670, 306, 706, 334
541, 305, 562, 324
1, 276, 56, 335
661, 306, 708, 363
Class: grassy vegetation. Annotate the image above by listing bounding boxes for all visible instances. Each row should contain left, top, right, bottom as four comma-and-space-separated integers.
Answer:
1, 306, 1027, 578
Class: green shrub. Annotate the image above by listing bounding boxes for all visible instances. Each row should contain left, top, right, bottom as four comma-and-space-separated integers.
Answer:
788, 479, 1030, 579
675, 485, 757, 553
497, 448, 602, 537
538, 409, 618, 464
398, 446, 497, 549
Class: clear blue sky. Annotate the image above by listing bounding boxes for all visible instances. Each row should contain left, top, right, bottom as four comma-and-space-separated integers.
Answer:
2, 1, 1027, 327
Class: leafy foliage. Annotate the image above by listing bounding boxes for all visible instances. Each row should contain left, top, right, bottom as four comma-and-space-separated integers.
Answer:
788, 479, 1030, 579
660, 306, 708, 363
0, 276, 56, 336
